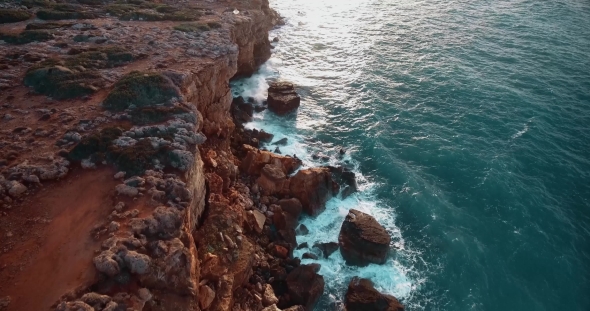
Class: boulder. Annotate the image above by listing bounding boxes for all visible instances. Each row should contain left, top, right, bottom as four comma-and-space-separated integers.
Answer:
288, 168, 338, 216
247, 210, 266, 233
285, 264, 324, 311
344, 277, 404, 311
199, 285, 215, 310
240, 144, 301, 176
257, 164, 288, 195
93, 251, 121, 277
123, 251, 151, 275
278, 198, 303, 219
313, 242, 339, 258
339, 209, 390, 266
7, 181, 27, 198
267, 82, 300, 115
262, 283, 279, 307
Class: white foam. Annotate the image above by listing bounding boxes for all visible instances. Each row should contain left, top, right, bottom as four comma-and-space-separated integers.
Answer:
230, 28, 416, 308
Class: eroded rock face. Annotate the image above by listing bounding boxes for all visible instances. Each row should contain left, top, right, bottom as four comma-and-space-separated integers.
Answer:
240, 144, 302, 176
344, 277, 405, 311
267, 82, 300, 115
284, 264, 325, 311
339, 209, 391, 266
257, 164, 287, 195
288, 168, 339, 216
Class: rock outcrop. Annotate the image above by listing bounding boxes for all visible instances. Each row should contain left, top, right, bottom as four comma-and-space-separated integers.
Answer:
284, 264, 325, 311
344, 277, 405, 311
288, 168, 339, 216
339, 209, 391, 266
267, 82, 301, 115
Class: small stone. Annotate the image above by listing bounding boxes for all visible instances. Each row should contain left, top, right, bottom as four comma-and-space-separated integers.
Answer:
137, 288, 152, 302
114, 202, 125, 212
8, 181, 27, 198
198, 285, 215, 309
115, 184, 139, 197
123, 251, 151, 275
296, 224, 309, 235
23, 175, 40, 183
262, 283, 279, 307
114, 171, 126, 179
108, 221, 120, 232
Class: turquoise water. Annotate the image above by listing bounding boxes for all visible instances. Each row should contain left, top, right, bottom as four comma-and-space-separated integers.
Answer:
232, 0, 590, 310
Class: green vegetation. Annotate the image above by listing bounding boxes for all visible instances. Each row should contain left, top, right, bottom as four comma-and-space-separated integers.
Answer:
37, 4, 98, 20
0, 9, 31, 23
20, 0, 53, 9
24, 65, 101, 99
102, 71, 179, 112
26, 22, 72, 30
68, 127, 176, 175
174, 21, 222, 33
129, 106, 191, 125
174, 23, 209, 33
24, 46, 135, 99
0, 29, 53, 44
105, 2, 200, 21
68, 127, 123, 161
108, 139, 172, 175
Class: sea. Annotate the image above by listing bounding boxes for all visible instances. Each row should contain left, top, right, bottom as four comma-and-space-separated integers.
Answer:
230, 0, 590, 310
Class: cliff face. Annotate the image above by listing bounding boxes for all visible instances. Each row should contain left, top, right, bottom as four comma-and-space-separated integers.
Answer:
0, 0, 280, 309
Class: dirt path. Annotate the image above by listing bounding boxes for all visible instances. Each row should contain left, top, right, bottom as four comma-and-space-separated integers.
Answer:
0, 168, 117, 311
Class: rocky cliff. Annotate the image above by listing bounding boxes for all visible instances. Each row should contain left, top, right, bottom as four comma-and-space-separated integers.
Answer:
0, 0, 403, 310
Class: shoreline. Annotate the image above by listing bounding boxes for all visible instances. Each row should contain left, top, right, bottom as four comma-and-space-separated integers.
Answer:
0, 0, 404, 310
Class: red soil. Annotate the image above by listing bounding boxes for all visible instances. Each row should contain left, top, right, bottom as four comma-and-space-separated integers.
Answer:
0, 168, 117, 311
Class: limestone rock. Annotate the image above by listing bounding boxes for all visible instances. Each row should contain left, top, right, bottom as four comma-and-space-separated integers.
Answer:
240, 144, 301, 176
199, 285, 215, 309
339, 209, 391, 266
115, 184, 139, 197
262, 305, 281, 311
262, 283, 279, 307
7, 181, 27, 198
256, 164, 287, 195
313, 242, 339, 259
267, 82, 300, 115
123, 251, 151, 275
80, 292, 111, 310
285, 264, 325, 311
93, 250, 121, 277
248, 210, 266, 233
55, 301, 94, 311
344, 277, 404, 311
288, 168, 338, 216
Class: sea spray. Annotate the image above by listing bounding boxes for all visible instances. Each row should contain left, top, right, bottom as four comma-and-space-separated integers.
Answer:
231, 62, 415, 309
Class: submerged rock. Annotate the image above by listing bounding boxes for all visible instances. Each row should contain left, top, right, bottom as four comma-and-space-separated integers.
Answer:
339, 209, 391, 266
344, 277, 405, 311
267, 82, 300, 115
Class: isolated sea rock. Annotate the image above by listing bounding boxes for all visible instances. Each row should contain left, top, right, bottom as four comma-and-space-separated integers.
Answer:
288, 168, 338, 216
267, 82, 300, 115
344, 277, 405, 311
313, 242, 339, 258
339, 209, 391, 266
285, 264, 325, 311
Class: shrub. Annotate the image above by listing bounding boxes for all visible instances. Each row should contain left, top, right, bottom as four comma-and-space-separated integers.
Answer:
102, 71, 179, 112
174, 22, 210, 33
0, 9, 31, 23
0, 29, 53, 44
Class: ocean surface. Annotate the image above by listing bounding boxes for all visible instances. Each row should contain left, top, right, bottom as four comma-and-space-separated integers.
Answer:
231, 0, 590, 310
